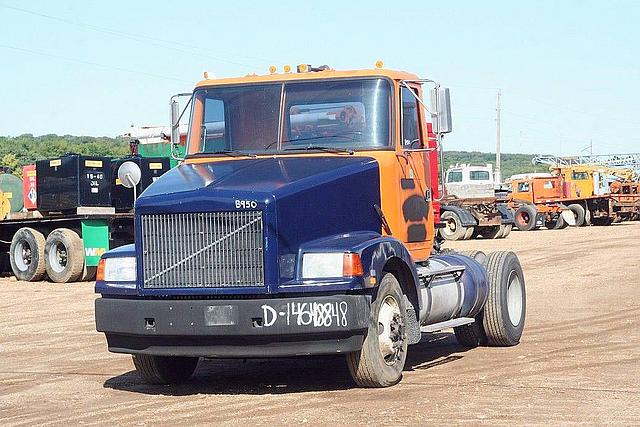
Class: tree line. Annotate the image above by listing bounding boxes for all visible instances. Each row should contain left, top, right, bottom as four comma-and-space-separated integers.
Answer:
0, 134, 542, 179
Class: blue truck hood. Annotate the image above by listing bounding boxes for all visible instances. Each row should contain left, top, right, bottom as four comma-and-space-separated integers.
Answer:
134, 155, 383, 295
137, 156, 378, 208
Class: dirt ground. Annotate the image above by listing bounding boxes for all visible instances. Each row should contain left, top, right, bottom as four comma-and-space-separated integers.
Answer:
1, 222, 639, 425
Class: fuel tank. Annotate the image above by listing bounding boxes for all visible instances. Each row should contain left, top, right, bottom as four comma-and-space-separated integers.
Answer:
416, 253, 489, 326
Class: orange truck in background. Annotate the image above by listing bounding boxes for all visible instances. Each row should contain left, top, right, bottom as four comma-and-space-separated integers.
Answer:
510, 165, 639, 230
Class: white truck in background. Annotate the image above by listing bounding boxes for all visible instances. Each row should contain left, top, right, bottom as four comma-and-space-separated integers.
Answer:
439, 163, 514, 240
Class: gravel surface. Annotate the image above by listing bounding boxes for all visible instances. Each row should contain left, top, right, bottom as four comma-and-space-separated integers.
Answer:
1, 222, 639, 425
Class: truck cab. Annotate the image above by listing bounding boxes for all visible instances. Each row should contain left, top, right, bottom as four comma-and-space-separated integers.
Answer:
444, 163, 495, 199
95, 65, 526, 387
511, 176, 565, 203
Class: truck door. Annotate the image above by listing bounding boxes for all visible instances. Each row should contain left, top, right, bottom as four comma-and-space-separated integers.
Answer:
398, 85, 433, 258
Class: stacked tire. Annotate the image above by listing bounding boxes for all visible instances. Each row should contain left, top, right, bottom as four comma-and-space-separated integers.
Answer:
9, 227, 91, 283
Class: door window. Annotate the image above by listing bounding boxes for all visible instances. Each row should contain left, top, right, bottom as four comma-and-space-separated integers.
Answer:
401, 87, 421, 148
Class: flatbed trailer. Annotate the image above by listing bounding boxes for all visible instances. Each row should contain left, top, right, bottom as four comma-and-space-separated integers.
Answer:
0, 207, 134, 282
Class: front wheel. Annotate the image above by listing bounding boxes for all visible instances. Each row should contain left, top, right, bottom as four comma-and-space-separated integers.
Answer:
347, 273, 407, 387
132, 354, 199, 385
514, 205, 537, 231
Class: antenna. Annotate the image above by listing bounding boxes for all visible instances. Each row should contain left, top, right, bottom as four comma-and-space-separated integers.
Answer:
495, 89, 501, 184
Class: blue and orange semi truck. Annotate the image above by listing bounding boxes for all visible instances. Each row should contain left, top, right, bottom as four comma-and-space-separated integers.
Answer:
94, 64, 526, 387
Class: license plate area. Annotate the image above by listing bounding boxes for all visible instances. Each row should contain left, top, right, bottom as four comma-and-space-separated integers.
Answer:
204, 305, 238, 326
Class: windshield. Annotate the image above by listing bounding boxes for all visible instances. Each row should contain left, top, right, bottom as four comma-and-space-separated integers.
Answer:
470, 170, 490, 181
186, 78, 392, 155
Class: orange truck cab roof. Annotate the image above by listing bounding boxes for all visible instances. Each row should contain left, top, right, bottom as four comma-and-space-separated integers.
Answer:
195, 67, 421, 88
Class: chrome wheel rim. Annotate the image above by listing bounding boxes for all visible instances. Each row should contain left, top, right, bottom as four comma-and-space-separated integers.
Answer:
48, 242, 67, 274
377, 295, 404, 365
13, 241, 31, 272
507, 271, 523, 326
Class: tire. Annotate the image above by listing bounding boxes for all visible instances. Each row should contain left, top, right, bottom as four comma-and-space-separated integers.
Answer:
584, 208, 592, 226
0, 252, 8, 274
482, 225, 502, 239
567, 204, 585, 227
456, 250, 488, 265
592, 216, 613, 226
9, 227, 46, 281
545, 214, 566, 230
440, 211, 468, 241
44, 228, 85, 283
482, 251, 526, 346
454, 251, 488, 347
347, 273, 408, 387
454, 318, 487, 347
501, 224, 513, 238
80, 266, 97, 281
132, 354, 199, 385
514, 205, 537, 231
463, 226, 475, 240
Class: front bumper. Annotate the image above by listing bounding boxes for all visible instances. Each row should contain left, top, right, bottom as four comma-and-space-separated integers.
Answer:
95, 294, 371, 358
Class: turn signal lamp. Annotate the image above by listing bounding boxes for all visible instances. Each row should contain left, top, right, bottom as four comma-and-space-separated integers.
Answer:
343, 253, 364, 277
96, 258, 106, 281
268, 65, 277, 74
375, 60, 384, 69
283, 64, 292, 73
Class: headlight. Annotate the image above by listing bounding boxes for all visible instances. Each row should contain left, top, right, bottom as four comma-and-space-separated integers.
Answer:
302, 252, 363, 279
97, 257, 136, 282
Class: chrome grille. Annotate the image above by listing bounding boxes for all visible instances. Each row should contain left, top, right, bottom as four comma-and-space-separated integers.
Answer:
141, 211, 264, 288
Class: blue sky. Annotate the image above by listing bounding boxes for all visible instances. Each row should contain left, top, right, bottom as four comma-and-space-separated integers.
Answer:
0, 0, 638, 155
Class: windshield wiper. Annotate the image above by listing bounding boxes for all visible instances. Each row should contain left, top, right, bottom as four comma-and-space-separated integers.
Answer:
263, 131, 363, 150
211, 150, 257, 158
284, 145, 354, 155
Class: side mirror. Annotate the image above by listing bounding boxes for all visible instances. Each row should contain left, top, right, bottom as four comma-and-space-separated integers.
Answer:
430, 87, 452, 134
170, 99, 180, 148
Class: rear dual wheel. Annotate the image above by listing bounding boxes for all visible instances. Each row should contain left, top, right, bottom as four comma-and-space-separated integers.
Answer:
9, 227, 47, 281
545, 214, 566, 230
44, 228, 85, 283
454, 251, 526, 347
479, 225, 509, 239
567, 204, 586, 227
440, 211, 470, 241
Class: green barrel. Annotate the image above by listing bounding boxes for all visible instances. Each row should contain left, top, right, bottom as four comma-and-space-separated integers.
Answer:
0, 173, 24, 212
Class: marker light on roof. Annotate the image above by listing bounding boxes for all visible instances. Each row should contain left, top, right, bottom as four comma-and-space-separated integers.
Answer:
297, 63, 309, 73
375, 60, 384, 69
283, 64, 292, 73
268, 65, 277, 74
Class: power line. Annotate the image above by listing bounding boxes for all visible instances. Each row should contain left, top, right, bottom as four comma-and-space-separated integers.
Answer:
0, 43, 190, 83
0, 3, 262, 69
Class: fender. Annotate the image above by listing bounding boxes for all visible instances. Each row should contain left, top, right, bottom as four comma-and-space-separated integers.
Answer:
440, 204, 477, 227
496, 202, 515, 224
296, 232, 422, 309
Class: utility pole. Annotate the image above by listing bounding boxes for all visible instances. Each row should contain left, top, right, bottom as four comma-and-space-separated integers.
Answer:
495, 89, 502, 184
